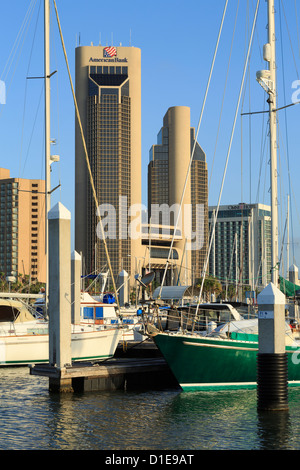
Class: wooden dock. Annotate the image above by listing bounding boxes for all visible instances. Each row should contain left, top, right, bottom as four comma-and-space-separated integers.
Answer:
30, 356, 179, 393
29, 341, 179, 393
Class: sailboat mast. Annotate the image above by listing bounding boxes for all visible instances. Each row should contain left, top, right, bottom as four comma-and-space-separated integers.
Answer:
268, 0, 279, 284
44, 0, 51, 305
257, 0, 279, 285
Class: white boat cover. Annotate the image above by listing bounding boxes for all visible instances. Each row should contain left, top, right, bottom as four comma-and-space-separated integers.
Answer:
152, 286, 192, 300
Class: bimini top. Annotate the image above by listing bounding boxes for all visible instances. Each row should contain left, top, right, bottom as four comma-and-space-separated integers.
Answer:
152, 286, 194, 300
0, 299, 36, 323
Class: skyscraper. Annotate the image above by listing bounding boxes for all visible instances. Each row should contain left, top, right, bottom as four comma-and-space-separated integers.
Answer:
75, 45, 143, 282
0, 168, 46, 283
208, 203, 272, 291
148, 107, 208, 284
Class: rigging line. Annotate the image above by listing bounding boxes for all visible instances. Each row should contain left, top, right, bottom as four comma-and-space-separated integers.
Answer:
241, 0, 269, 207
255, 92, 267, 204
196, 0, 260, 310
288, 182, 300, 252
158, 0, 229, 299
0, 0, 38, 121
19, 0, 42, 180
52, 0, 120, 315
241, 0, 263, 205
240, 0, 249, 208
277, 122, 299, 255
3, 1, 37, 87
279, 0, 295, 261
279, 214, 287, 269
249, 59, 252, 205
276, 134, 284, 271
263, 133, 270, 205
280, 0, 299, 79
247, 0, 252, 205
255, 117, 268, 202
251, 0, 263, 62
21, 85, 45, 176
241, 112, 243, 204
208, 0, 240, 195
295, 0, 300, 59
50, 2, 62, 200
0, 0, 36, 81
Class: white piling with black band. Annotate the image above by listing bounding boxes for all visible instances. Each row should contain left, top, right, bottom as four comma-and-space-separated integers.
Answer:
257, 283, 288, 411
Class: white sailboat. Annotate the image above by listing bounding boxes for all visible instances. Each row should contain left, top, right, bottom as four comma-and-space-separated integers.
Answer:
0, 297, 122, 366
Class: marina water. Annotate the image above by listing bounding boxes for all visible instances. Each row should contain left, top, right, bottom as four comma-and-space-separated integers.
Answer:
1, 366, 300, 451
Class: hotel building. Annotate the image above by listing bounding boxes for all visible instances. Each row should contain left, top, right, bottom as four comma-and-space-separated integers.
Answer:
147, 106, 208, 284
75, 45, 143, 283
0, 168, 46, 283
208, 203, 272, 290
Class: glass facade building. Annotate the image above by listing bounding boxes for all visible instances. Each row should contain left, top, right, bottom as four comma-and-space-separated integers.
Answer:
148, 107, 208, 284
208, 203, 272, 290
75, 46, 142, 282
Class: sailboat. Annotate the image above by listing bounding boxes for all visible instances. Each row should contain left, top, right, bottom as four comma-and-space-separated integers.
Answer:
0, 297, 122, 366
0, 0, 124, 366
147, 0, 300, 391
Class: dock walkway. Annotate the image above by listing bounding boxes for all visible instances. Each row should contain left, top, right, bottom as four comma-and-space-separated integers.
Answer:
30, 341, 179, 393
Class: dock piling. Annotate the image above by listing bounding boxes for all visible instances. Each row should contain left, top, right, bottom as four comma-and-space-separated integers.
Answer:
257, 282, 288, 411
48, 202, 73, 392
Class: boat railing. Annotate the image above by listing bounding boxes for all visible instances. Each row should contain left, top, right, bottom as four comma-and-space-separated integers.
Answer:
143, 305, 258, 335
79, 313, 144, 329
19, 299, 46, 320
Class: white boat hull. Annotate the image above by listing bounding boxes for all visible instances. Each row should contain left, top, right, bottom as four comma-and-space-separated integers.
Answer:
0, 326, 123, 366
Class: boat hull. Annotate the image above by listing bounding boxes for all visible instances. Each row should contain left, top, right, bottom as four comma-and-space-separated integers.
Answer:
153, 332, 300, 391
0, 328, 123, 366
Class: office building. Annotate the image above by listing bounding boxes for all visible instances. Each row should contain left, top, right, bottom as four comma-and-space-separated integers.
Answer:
0, 168, 46, 283
208, 203, 272, 290
148, 106, 208, 284
75, 45, 143, 283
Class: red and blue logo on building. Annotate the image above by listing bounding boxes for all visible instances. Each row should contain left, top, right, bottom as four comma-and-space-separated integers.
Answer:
103, 47, 117, 58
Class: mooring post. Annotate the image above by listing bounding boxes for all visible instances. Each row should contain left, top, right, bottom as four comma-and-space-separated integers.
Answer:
118, 270, 129, 307
71, 250, 81, 324
257, 282, 288, 411
48, 202, 73, 392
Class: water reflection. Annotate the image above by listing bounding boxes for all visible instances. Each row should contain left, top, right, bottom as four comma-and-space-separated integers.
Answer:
257, 409, 292, 450
1, 368, 300, 450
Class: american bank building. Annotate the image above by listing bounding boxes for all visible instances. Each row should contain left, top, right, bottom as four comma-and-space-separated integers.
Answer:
75, 45, 143, 284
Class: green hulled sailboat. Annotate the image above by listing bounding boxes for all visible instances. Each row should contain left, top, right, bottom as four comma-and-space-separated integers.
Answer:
150, 317, 300, 391
148, 0, 300, 391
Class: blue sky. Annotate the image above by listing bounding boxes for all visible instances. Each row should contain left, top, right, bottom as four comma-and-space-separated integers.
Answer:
0, 0, 300, 271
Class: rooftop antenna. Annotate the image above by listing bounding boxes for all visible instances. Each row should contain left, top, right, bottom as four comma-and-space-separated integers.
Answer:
79, 32, 81, 45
